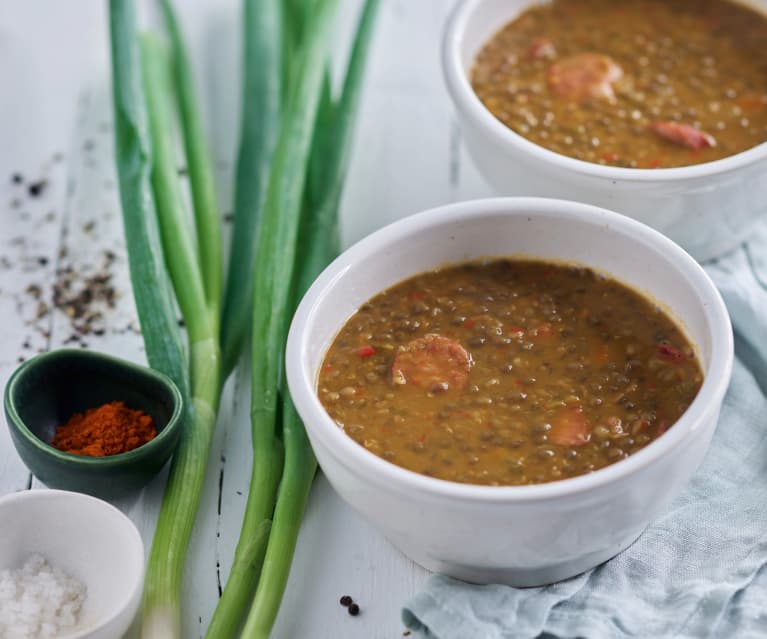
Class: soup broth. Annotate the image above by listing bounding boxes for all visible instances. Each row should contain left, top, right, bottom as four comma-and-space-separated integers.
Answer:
471, 0, 767, 168
318, 259, 704, 486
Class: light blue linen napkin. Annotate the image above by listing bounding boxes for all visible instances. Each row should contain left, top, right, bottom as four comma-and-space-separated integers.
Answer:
403, 222, 767, 639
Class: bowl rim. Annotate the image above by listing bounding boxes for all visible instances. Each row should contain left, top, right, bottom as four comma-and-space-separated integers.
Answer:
4, 348, 184, 467
0, 488, 144, 639
442, 0, 767, 182
286, 197, 734, 503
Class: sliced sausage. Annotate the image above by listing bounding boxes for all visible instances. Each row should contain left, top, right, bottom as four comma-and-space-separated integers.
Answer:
391, 334, 472, 391
649, 121, 716, 150
547, 53, 623, 101
549, 407, 591, 446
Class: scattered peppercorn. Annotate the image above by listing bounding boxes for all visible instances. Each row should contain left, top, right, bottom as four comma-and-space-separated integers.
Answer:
348, 603, 360, 616
339, 595, 353, 607
11, 173, 23, 184
28, 179, 48, 197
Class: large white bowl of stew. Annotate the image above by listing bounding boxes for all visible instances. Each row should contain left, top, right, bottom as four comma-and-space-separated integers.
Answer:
286, 197, 733, 586
443, 0, 767, 261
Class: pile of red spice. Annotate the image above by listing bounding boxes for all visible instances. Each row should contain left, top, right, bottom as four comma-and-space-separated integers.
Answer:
51, 401, 157, 456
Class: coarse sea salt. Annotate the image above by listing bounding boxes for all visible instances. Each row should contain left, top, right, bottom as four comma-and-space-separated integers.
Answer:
0, 554, 86, 639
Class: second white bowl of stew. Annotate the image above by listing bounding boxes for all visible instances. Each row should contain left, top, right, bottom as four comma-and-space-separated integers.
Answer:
286, 197, 733, 586
443, 0, 767, 261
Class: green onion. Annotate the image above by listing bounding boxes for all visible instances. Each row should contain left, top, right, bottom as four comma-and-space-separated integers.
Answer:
304, 0, 381, 281
139, 32, 223, 638
240, 398, 315, 638
108, 0, 189, 402
243, 1, 337, 595
281, 0, 323, 93
220, 0, 283, 377
210, 2, 338, 634
204, 0, 284, 634
204, 438, 282, 639
111, 2, 219, 634
240, 2, 380, 636
140, 30, 222, 639
140, 33, 208, 342
159, 0, 223, 323
110, 0, 379, 635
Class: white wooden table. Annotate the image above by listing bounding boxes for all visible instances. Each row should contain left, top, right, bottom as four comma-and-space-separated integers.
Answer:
0, 1, 493, 636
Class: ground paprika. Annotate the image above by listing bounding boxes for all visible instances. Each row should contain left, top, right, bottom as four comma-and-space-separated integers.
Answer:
51, 401, 157, 456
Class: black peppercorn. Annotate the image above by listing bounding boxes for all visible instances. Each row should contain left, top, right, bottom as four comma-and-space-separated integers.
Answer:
28, 179, 48, 197
348, 603, 360, 616
339, 595, 352, 607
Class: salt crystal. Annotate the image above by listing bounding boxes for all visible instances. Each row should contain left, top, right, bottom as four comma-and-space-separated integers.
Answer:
0, 554, 86, 639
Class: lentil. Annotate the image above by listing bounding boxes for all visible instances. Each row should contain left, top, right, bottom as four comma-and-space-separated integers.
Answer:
319, 259, 703, 485
471, 0, 767, 167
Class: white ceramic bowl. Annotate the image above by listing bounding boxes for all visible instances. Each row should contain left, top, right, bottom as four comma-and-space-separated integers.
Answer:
286, 197, 733, 586
442, 0, 767, 261
0, 489, 144, 639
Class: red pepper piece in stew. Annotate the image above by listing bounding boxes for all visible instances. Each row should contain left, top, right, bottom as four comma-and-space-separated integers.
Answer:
391, 334, 472, 392
532, 322, 554, 341
547, 53, 623, 101
658, 343, 685, 362
735, 94, 767, 111
649, 122, 716, 151
550, 407, 591, 446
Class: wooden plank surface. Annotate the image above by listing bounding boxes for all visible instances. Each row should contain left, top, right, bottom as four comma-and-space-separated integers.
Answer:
0, 1, 493, 636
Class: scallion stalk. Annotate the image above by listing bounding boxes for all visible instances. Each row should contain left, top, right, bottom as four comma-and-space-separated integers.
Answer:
209, 2, 339, 636
204, 0, 285, 634
239, 398, 315, 638
111, 2, 220, 634
140, 33, 208, 342
159, 0, 223, 324
108, 0, 189, 402
219, 0, 282, 377
110, 0, 379, 635
240, 2, 380, 636
139, 32, 222, 639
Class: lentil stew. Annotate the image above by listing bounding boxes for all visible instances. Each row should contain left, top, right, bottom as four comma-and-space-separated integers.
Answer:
471, 0, 767, 168
318, 259, 703, 486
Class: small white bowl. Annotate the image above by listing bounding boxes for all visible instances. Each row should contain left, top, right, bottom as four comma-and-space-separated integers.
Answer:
0, 489, 144, 639
442, 0, 767, 261
286, 197, 733, 586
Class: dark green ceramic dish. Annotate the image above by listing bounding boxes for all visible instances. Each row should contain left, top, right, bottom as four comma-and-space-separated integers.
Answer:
4, 349, 183, 499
